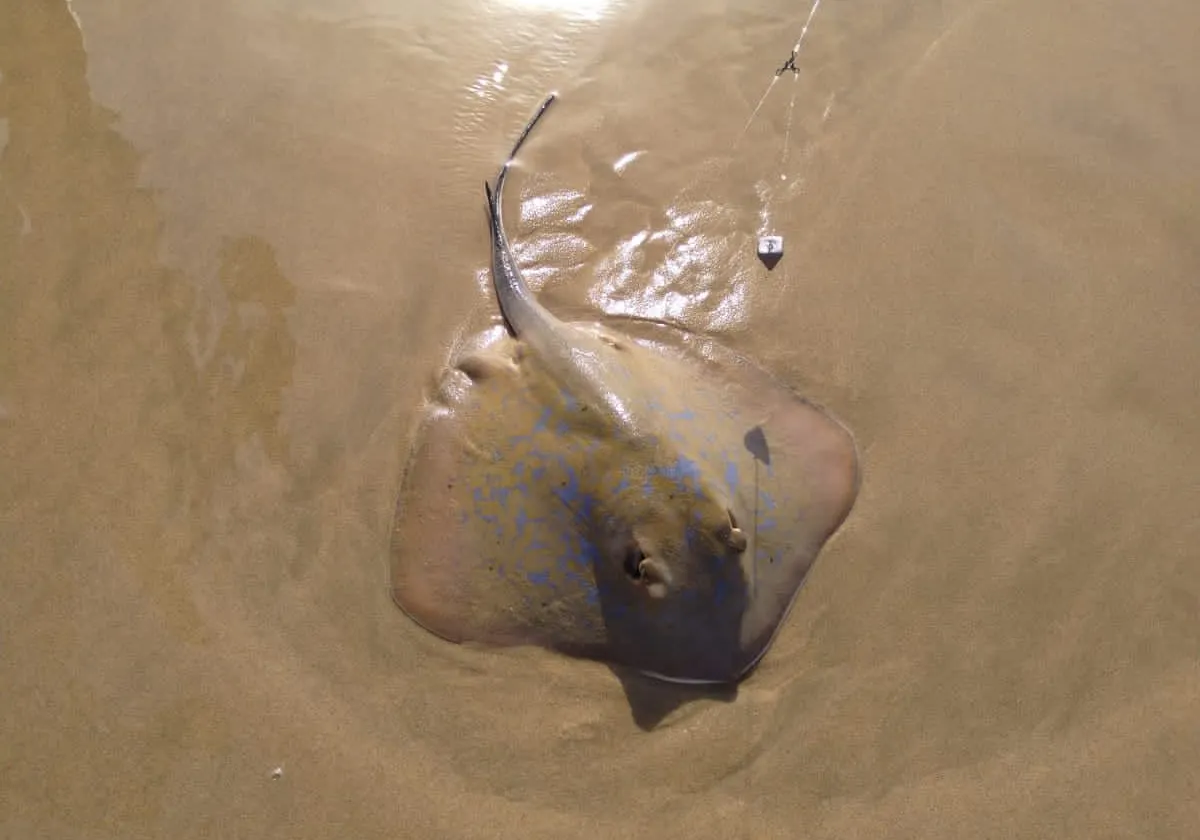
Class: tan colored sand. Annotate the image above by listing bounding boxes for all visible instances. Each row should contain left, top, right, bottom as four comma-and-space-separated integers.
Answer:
2, 0, 1199, 837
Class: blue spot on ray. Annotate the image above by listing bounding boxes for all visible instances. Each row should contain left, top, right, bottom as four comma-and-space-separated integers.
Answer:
650, 453, 703, 489
760, 490, 778, 512
527, 539, 553, 556
512, 507, 545, 540
488, 485, 512, 507
551, 464, 583, 507
724, 459, 741, 492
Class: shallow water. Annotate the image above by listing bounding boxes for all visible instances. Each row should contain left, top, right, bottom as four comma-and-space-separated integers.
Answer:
2, 0, 1199, 837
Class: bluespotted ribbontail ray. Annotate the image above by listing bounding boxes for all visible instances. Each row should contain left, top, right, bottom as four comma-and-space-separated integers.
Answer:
390, 93, 859, 684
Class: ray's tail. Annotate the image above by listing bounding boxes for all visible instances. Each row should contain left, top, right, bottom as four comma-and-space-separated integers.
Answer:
484, 93, 558, 338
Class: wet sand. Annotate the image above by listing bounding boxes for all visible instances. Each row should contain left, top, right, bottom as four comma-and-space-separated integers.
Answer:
2, 0, 1199, 836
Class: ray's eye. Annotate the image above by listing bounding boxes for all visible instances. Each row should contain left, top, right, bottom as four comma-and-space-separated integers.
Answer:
721, 508, 748, 553
623, 544, 647, 580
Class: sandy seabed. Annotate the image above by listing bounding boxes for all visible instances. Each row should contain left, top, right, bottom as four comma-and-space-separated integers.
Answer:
2, 0, 1199, 837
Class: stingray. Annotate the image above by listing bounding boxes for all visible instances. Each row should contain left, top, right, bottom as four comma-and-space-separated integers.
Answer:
390, 93, 859, 684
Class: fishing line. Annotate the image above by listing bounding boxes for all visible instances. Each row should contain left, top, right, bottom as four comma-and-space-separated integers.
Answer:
733, 0, 824, 149
729, 0, 825, 266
